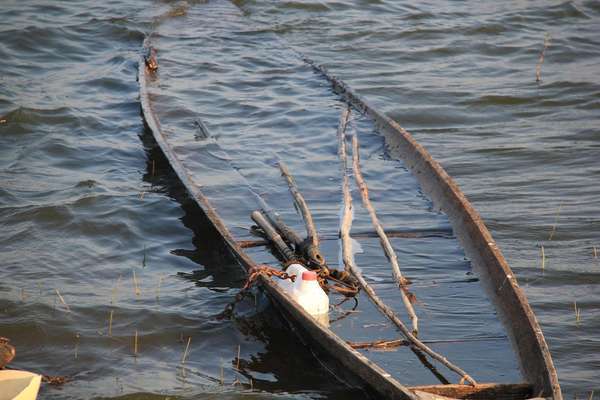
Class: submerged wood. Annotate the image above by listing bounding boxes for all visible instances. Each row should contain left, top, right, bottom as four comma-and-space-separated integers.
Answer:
338, 108, 476, 386
278, 161, 325, 266
239, 228, 452, 248
351, 133, 418, 335
410, 383, 533, 400
261, 208, 324, 267
251, 211, 296, 261
262, 209, 304, 248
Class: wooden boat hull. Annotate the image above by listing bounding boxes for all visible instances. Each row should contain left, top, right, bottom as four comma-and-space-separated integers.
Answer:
138, 45, 561, 399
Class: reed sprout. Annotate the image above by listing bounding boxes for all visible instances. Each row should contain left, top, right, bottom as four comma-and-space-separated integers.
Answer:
111, 275, 122, 305
133, 330, 139, 356
181, 336, 191, 364
156, 275, 164, 301
108, 310, 114, 337
220, 361, 224, 385
540, 245, 546, 270
574, 301, 581, 325
133, 270, 141, 296
74, 333, 80, 359
548, 202, 562, 241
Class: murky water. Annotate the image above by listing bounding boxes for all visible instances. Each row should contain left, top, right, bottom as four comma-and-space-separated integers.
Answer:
1, 1, 599, 399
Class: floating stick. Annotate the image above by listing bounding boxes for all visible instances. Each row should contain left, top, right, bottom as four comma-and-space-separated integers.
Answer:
536, 33, 551, 83
337, 108, 475, 385
108, 310, 114, 337
134, 330, 139, 356
55, 289, 71, 312
278, 161, 324, 265
351, 133, 418, 334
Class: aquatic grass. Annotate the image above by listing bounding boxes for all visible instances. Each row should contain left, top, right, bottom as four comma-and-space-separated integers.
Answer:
133, 270, 141, 296
548, 202, 563, 241
540, 245, 546, 271
108, 310, 114, 337
156, 274, 164, 301
220, 359, 224, 385
74, 333, 80, 359
574, 301, 582, 326
133, 330, 139, 356
181, 336, 191, 364
111, 275, 122, 305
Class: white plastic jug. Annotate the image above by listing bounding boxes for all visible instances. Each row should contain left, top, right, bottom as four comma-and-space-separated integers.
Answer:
277, 264, 329, 325
294, 270, 329, 316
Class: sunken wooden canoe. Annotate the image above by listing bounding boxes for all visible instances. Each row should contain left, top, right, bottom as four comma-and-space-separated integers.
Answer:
138, 49, 561, 400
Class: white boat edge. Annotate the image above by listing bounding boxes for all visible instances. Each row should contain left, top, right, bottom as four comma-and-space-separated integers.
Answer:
0, 370, 42, 400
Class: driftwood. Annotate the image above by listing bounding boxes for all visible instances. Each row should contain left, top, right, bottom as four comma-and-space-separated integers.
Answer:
351, 134, 418, 334
251, 211, 296, 261
261, 209, 324, 267
348, 335, 507, 350
278, 161, 325, 266
337, 109, 476, 386
238, 228, 452, 248
262, 209, 304, 248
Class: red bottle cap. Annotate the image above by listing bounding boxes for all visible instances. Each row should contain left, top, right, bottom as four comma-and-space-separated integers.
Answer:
302, 271, 318, 281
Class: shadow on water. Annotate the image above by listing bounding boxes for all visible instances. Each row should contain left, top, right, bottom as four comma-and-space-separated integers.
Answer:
137, 117, 358, 398
138, 120, 246, 290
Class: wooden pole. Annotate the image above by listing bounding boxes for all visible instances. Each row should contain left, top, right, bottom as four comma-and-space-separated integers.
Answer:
278, 161, 325, 266
251, 211, 296, 261
337, 108, 476, 386
351, 134, 418, 335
